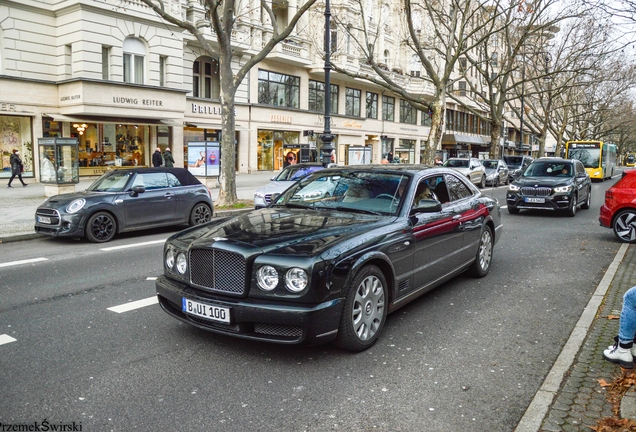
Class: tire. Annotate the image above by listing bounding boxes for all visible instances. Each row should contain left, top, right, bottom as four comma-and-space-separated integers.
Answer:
85, 211, 117, 243
494, 177, 500, 187
566, 194, 577, 217
468, 225, 494, 278
613, 209, 636, 243
508, 206, 520, 214
333, 265, 388, 352
479, 175, 486, 188
190, 203, 212, 226
581, 188, 591, 210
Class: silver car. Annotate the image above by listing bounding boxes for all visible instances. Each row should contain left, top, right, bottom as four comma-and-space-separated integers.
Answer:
481, 159, 509, 186
254, 163, 330, 209
442, 157, 487, 188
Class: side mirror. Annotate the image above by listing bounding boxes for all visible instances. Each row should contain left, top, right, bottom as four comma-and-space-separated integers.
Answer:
131, 185, 145, 196
410, 200, 442, 215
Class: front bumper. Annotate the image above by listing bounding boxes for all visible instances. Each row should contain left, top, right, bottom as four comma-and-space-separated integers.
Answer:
506, 193, 572, 211
156, 275, 344, 346
34, 211, 86, 237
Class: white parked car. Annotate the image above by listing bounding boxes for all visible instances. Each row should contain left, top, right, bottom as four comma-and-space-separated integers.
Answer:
254, 163, 334, 209
442, 157, 487, 188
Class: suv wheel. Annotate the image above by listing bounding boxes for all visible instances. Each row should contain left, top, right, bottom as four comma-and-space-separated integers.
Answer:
613, 209, 636, 243
581, 188, 591, 210
566, 194, 578, 217
508, 206, 520, 215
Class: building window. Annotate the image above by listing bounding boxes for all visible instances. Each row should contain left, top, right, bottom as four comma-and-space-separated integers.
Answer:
308, 80, 338, 113
421, 109, 432, 127
258, 70, 300, 108
382, 95, 395, 121
410, 55, 420, 77
159, 56, 166, 87
65, 45, 72, 78
193, 57, 220, 99
330, 23, 338, 53
123, 38, 145, 84
400, 100, 416, 124
102, 46, 110, 80
366, 92, 378, 119
458, 81, 467, 97
345, 88, 361, 117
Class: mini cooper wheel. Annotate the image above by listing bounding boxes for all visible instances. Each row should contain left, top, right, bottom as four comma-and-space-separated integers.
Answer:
85, 211, 117, 243
333, 265, 388, 352
468, 225, 493, 278
613, 209, 636, 243
581, 188, 591, 210
190, 203, 212, 226
566, 194, 578, 217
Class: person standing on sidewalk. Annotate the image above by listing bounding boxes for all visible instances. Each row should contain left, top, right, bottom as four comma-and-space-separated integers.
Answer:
152, 147, 163, 167
603, 286, 636, 368
7, 149, 27, 188
163, 147, 174, 168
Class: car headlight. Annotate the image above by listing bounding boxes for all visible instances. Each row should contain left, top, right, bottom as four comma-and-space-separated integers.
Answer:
302, 191, 322, 199
175, 252, 187, 274
254, 192, 265, 198
554, 185, 572, 193
257, 265, 279, 291
165, 248, 175, 270
508, 184, 520, 191
285, 268, 308, 292
66, 198, 86, 214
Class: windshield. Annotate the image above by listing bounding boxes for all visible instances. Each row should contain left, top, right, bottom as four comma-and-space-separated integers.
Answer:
86, 171, 133, 192
504, 156, 523, 168
274, 165, 324, 181
273, 171, 410, 216
481, 160, 499, 170
443, 159, 469, 168
523, 162, 573, 178
628, 155, 636, 163
568, 148, 600, 169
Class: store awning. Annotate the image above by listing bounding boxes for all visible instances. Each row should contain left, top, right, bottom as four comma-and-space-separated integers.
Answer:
442, 133, 487, 145
185, 121, 250, 131
43, 113, 181, 127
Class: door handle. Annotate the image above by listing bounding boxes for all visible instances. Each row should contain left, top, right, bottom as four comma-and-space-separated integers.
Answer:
164, 193, 174, 199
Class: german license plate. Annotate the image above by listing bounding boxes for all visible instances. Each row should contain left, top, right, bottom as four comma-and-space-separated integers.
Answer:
37, 216, 51, 224
182, 298, 230, 324
525, 197, 545, 203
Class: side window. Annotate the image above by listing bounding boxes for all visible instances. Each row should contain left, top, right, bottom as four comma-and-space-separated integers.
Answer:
445, 174, 473, 202
167, 173, 181, 188
428, 175, 449, 204
413, 177, 438, 206
140, 173, 169, 190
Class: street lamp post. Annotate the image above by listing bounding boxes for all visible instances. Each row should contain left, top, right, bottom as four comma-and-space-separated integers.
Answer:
320, 0, 335, 167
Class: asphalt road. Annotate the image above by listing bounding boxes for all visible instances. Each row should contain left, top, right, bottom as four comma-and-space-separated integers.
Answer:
0, 178, 622, 431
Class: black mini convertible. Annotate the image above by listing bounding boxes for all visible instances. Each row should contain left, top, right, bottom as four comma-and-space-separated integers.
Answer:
156, 165, 502, 351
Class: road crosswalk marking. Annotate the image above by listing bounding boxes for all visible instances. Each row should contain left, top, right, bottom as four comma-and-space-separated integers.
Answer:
107, 296, 158, 313
0, 334, 17, 346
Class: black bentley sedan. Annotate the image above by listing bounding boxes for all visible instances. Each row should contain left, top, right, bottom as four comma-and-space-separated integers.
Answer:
34, 167, 213, 242
506, 157, 592, 217
156, 165, 502, 352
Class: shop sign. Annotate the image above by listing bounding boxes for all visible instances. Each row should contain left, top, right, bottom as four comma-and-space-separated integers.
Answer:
0, 102, 17, 112
271, 114, 292, 123
60, 95, 81, 102
314, 115, 335, 127
343, 120, 362, 129
112, 97, 163, 106
191, 103, 237, 115
400, 127, 418, 132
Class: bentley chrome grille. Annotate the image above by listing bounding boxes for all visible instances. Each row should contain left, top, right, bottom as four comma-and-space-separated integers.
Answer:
189, 248, 246, 295
520, 187, 552, 197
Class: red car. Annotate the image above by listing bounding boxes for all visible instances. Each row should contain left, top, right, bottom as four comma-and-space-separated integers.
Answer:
599, 169, 636, 242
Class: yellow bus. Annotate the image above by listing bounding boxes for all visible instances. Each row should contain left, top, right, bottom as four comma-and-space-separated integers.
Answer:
565, 140, 617, 181
625, 153, 636, 167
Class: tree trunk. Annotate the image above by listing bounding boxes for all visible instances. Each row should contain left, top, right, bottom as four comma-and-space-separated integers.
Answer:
217, 54, 238, 206
423, 99, 445, 164
489, 121, 501, 159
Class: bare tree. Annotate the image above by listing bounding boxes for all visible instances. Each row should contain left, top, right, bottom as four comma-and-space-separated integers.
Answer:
131, 0, 318, 206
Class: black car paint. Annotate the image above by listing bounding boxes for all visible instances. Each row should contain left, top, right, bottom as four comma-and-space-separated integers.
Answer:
156, 165, 502, 348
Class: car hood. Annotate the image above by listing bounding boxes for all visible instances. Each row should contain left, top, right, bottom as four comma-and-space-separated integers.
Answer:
175, 208, 396, 256
255, 181, 296, 196
484, 168, 498, 175
39, 191, 117, 208
513, 176, 572, 187
448, 166, 470, 175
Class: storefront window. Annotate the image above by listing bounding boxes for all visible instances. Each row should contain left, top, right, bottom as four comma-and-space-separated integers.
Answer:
73, 123, 148, 172
396, 139, 415, 164
257, 130, 300, 171
1, 115, 33, 178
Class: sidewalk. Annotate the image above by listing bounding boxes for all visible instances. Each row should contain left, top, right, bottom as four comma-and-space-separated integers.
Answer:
2, 173, 636, 431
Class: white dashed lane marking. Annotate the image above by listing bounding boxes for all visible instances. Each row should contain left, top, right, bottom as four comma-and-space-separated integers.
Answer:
99, 239, 166, 251
0, 257, 48, 268
107, 296, 158, 314
0, 335, 17, 346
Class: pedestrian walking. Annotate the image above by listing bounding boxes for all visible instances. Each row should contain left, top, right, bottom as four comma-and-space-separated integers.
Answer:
7, 149, 27, 187
603, 286, 636, 368
152, 147, 163, 167
163, 147, 175, 168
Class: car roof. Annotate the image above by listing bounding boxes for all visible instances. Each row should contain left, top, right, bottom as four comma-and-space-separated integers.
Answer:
320, 164, 451, 177
105, 167, 202, 186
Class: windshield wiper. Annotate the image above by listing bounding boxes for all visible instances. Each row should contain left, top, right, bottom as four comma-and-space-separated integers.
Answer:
274, 203, 316, 210
333, 206, 381, 215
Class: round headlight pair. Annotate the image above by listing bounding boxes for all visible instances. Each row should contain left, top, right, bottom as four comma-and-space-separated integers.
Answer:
256, 265, 308, 293
166, 248, 187, 274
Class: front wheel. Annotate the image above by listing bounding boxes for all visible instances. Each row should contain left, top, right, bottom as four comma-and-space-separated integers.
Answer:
85, 211, 117, 243
565, 194, 578, 217
479, 175, 486, 188
190, 203, 212, 226
468, 225, 493, 278
581, 188, 591, 210
333, 265, 388, 352
613, 209, 636, 243
508, 206, 520, 215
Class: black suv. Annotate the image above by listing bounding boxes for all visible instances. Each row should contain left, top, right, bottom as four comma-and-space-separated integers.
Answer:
506, 157, 592, 217
504, 156, 534, 182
